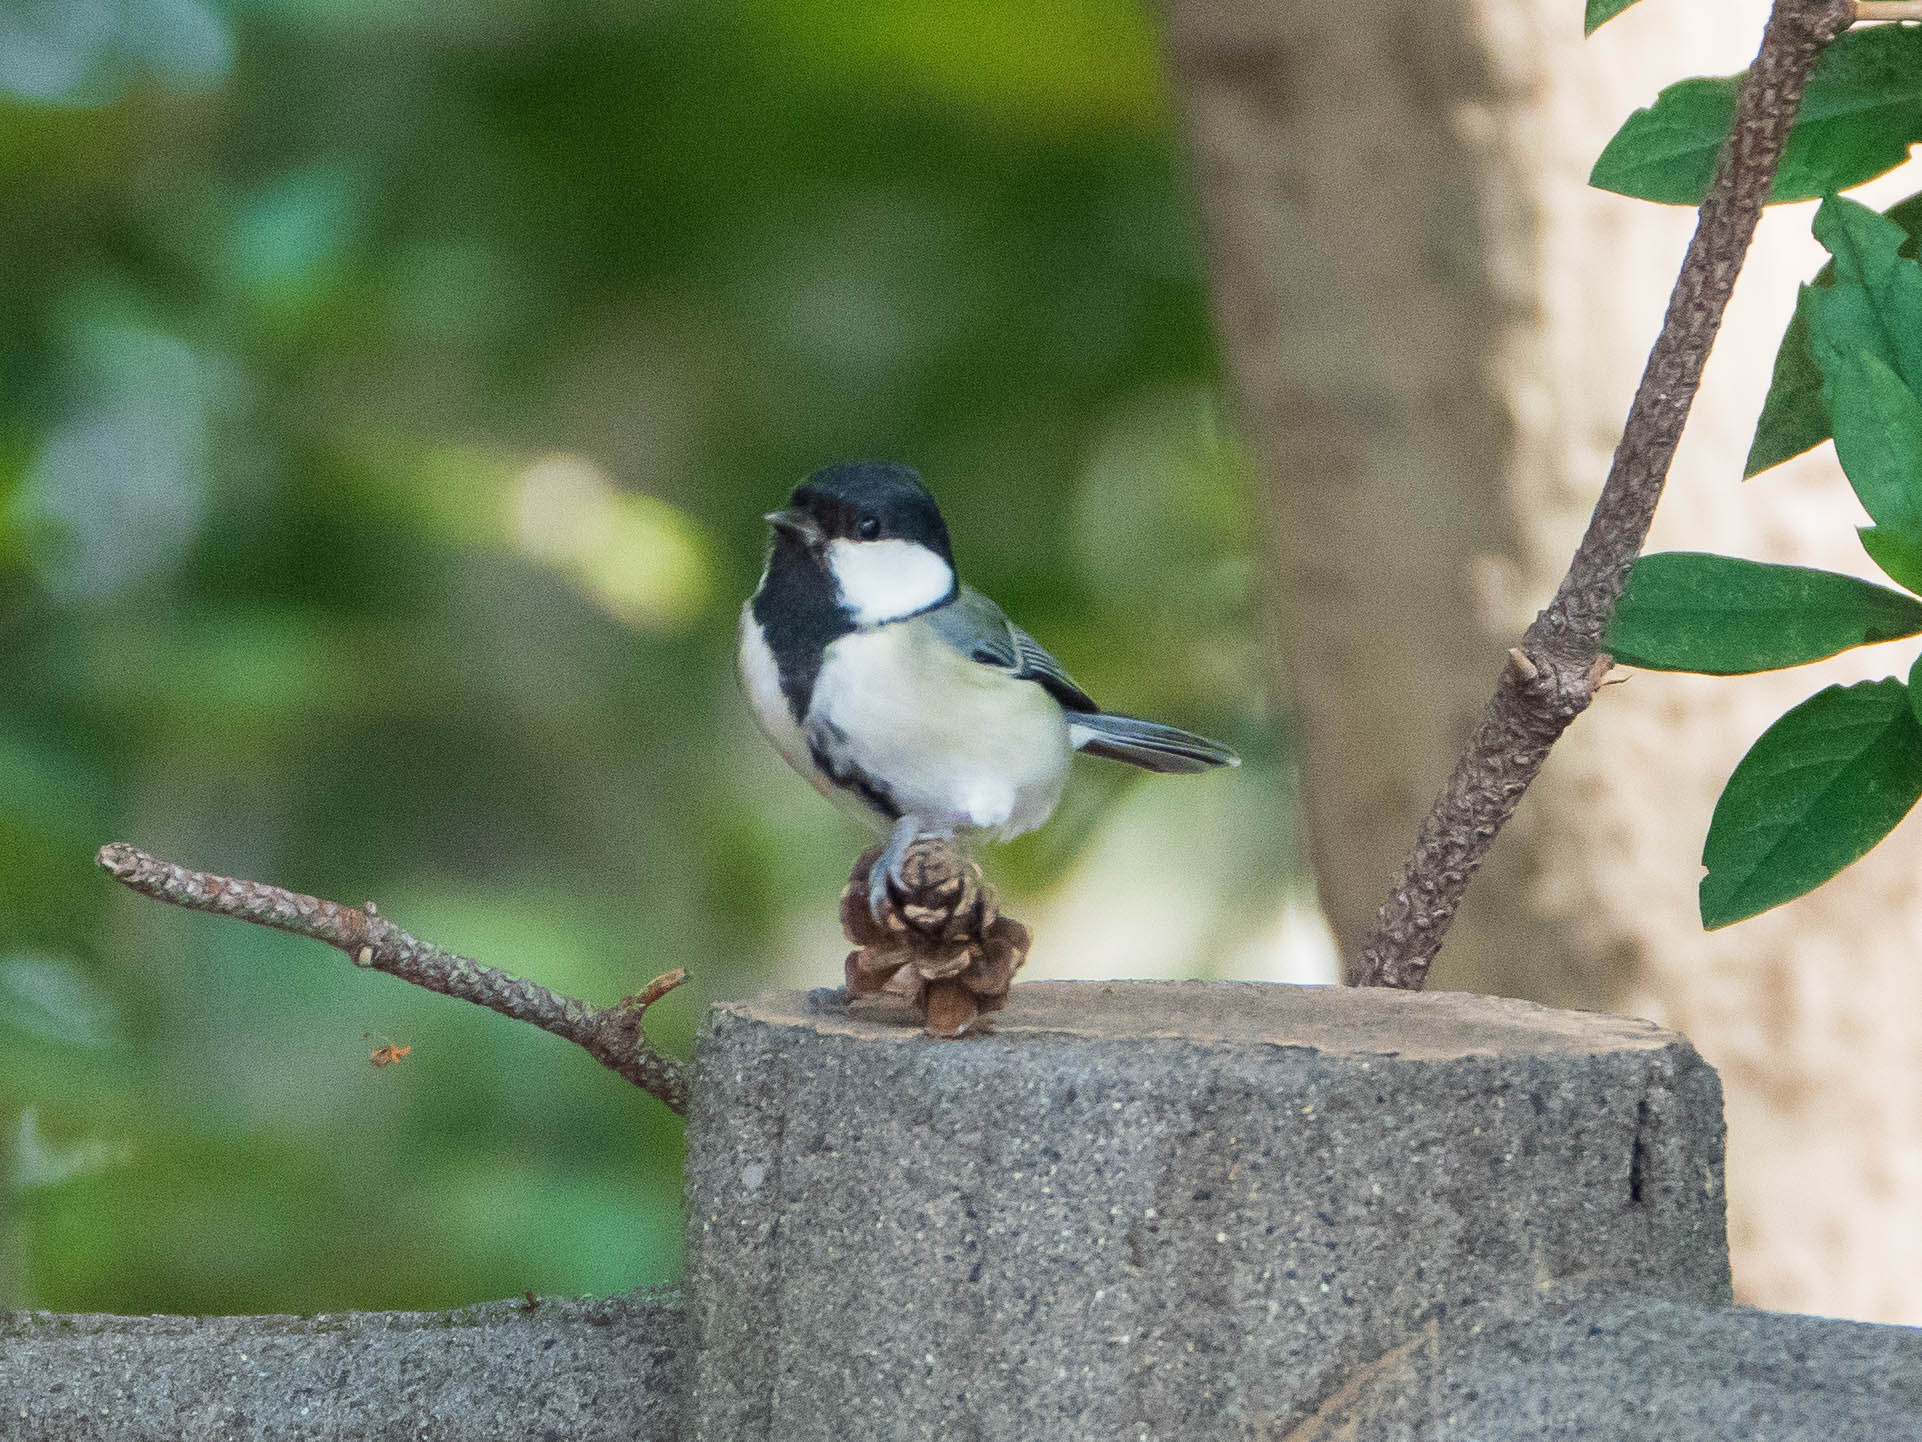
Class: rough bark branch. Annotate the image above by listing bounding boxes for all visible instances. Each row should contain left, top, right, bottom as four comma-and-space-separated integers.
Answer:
1354, 0, 1855, 989
96, 843, 692, 1114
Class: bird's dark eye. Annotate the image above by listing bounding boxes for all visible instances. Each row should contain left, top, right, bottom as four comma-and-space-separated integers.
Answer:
856, 515, 881, 540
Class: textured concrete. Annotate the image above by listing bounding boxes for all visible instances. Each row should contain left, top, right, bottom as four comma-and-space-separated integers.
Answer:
0, 1291, 683, 1442
1295, 1290, 1922, 1439
682, 981, 1730, 1441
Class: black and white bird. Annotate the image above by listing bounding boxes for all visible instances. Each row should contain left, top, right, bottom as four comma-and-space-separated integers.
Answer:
739, 461, 1239, 919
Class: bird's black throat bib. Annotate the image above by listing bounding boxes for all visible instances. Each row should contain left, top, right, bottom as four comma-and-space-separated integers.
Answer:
753, 539, 854, 724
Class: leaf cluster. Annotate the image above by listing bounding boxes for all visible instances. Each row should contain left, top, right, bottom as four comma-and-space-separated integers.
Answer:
1589, 26, 1922, 207
1581, 0, 1922, 932
1606, 197, 1922, 928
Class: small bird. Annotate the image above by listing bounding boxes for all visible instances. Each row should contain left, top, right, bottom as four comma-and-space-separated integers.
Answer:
739, 461, 1239, 920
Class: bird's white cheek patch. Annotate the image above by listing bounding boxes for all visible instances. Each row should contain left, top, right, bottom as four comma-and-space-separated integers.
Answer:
826, 539, 954, 626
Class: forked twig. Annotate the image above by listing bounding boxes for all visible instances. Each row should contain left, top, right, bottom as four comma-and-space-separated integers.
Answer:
97, 843, 691, 1114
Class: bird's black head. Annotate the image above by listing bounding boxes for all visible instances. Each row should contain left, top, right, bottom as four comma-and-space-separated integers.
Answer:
775, 461, 954, 568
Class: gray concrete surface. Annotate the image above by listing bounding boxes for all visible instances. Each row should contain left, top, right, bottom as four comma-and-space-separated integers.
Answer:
681, 981, 1731, 1441
0, 1291, 683, 1442
1298, 1289, 1922, 1439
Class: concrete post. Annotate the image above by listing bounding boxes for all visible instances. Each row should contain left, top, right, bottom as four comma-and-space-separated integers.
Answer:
681, 980, 1729, 1440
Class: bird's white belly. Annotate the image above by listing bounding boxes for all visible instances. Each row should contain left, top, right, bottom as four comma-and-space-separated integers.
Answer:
811, 622, 1072, 838
738, 605, 823, 786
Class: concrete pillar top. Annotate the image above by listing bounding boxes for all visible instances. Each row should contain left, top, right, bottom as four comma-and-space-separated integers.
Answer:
685, 979, 1730, 1441
739, 978, 1682, 1059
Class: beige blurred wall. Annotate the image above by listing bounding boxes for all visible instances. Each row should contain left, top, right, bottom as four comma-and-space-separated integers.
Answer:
1165, 0, 1922, 1324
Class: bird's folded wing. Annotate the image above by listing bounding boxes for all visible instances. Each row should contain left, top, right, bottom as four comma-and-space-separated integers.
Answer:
926, 586, 1098, 713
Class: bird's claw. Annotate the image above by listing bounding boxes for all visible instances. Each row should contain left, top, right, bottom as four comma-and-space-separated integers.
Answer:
868, 818, 928, 926
868, 845, 911, 926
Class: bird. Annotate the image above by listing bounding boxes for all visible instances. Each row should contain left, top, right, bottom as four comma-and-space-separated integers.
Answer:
738, 460, 1239, 921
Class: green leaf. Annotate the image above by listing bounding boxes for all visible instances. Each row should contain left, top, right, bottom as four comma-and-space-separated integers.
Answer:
1745, 314, 1831, 478
1584, 0, 1643, 36
1826, 350, 1922, 539
1701, 677, 1922, 928
1605, 551, 1922, 673
1591, 26, 1922, 206
1861, 524, 1922, 595
1804, 196, 1922, 395
1750, 192, 1922, 479
1774, 27, 1922, 201
1590, 76, 1740, 205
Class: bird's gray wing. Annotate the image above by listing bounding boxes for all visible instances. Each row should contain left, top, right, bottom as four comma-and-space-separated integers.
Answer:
925, 585, 1099, 713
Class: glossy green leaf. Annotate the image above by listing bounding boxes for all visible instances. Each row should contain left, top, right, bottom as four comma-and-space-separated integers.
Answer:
1605, 551, 1922, 673
1591, 26, 1922, 206
1584, 0, 1644, 36
1701, 677, 1922, 928
1745, 316, 1835, 479
1826, 350, 1922, 541
1803, 197, 1922, 393
1750, 193, 1922, 478
1861, 524, 1922, 596
1590, 76, 1740, 205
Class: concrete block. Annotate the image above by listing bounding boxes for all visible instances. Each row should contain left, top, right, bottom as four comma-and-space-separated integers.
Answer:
1299, 1291, 1922, 1439
682, 980, 1729, 1440
0, 1292, 683, 1442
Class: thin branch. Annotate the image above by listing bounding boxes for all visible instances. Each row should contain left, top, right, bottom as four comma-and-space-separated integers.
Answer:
1354, 0, 1855, 989
1852, 2, 1922, 19
96, 843, 692, 1114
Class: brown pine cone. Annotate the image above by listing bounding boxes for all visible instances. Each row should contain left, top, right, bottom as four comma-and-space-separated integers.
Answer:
840, 838, 1031, 1038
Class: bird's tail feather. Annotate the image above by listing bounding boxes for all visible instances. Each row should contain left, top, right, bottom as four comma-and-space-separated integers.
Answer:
1068, 713, 1239, 774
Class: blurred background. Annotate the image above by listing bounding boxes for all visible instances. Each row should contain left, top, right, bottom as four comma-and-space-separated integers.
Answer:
0, 0, 1319, 1314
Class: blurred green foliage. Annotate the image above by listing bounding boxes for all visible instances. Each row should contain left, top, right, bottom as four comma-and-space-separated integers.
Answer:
0, 0, 1285, 1314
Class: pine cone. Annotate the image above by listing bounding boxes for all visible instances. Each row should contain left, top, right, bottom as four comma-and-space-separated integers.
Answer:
840, 838, 1030, 1038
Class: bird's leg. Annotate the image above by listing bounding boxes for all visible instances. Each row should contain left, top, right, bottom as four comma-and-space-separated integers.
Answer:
868, 814, 948, 924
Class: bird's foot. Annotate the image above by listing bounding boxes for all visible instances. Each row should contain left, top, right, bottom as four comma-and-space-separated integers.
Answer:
868, 816, 941, 925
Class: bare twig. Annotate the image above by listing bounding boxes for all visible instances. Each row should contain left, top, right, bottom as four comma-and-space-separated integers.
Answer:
1852, 2, 1922, 20
96, 843, 692, 1114
1354, 0, 1855, 989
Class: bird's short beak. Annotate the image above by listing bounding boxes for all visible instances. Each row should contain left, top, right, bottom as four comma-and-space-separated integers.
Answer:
765, 508, 825, 546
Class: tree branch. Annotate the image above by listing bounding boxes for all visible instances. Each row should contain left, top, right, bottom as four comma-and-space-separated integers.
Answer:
1354, 0, 1856, 989
96, 843, 692, 1114
1852, 2, 1922, 19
